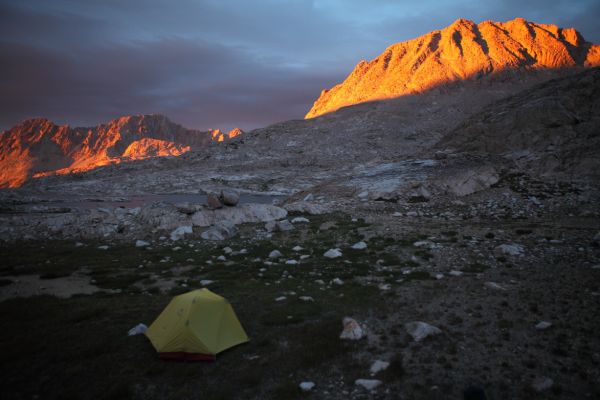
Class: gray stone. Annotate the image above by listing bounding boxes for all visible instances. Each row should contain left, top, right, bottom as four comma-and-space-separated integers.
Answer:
405, 321, 442, 342
220, 189, 240, 206
206, 193, 223, 209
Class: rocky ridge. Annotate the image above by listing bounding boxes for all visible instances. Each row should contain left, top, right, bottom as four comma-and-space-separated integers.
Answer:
306, 18, 600, 118
0, 114, 243, 188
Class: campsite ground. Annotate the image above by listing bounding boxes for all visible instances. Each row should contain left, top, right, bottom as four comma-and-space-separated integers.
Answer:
1, 209, 599, 400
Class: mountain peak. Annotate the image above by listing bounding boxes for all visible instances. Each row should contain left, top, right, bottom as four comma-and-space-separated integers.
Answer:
305, 18, 600, 118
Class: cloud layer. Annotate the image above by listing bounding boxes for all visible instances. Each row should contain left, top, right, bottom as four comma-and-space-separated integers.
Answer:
1, 0, 599, 131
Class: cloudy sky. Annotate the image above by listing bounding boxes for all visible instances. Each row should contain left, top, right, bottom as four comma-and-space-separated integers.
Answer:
1, 0, 599, 131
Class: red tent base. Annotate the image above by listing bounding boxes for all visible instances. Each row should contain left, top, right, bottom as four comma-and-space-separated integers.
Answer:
158, 352, 216, 362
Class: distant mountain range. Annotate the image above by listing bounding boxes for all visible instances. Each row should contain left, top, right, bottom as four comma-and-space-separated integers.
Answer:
0, 114, 242, 188
3, 18, 600, 189
306, 18, 600, 118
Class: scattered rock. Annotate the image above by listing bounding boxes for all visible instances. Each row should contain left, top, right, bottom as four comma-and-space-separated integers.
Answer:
292, 245, 303, 251
340, 317, 364, 340
331, 278, 344, 285
200, 280, 213, 286
405, 321, 442, 342
291, 216, 310, 223
299, 296, 314, 302
275, 296, 286, 302
135, 240, 150, 248
484, 281, 507, 291
351, 241, 367, 250
269, 250, 283, 259
98, 245, 109, 250
324, 248, 342, 258
370, 360, 390, 375
285, 259, 298, 265
355, 379, 382, 391
494, 243, 524, 257
449, 270, 463, 277
535, 321, 552, 330
299, 382, 315, 392
127, 323, 148, 336
219, 189, 239, 206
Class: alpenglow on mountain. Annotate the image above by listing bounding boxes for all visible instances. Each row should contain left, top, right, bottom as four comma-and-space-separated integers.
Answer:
0, 114, 243, 188
306, 18, 600, 118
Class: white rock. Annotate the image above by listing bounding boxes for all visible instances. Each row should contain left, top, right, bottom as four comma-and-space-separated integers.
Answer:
535, 321, 552, 330
299, 382, 315, 391
340, 317, 364, 340
378, 283, 391, 291
351, 241, 367, 250
392, 212, 402, 217
223, 247, 233, 254
405, 321, 442, 342
75, 242, 84, 247
275, 296, 287, 302
355, 379, 382, 391
324, 248, 342, 258
291, 217, 310, 223
494, 243, 524, 257
300, 255, 310, 260
331, 278, 344, 285
531, 377, 553, 392
269, 250, 283, 259
217, 255, 226, 261
484, 281, 506, 291
285, 260, 299, 265
127, 323, 148, 336
200, 280, 213, 286
406, 211, 418, 217
357, 191, 369, 199
170, 225, 193, 241
299, 296, 314, 302
370, 360, 390, 375
449, 270, 463, 277
315, 279, 325, 285
292, 245, 303, 251
98, 245, 109, 250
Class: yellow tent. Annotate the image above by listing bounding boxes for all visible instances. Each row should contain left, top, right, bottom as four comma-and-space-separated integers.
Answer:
145, 288, 249, 361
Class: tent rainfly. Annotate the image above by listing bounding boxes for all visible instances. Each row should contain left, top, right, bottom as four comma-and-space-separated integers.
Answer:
145, 288, 249, 361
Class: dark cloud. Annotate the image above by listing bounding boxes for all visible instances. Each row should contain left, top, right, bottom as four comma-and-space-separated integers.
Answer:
1, 0, 599, 131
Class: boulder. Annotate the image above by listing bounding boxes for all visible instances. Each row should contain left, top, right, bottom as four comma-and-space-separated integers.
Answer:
206, 193, 223, 209
340, 317, 364, 340
170, 225, 193, 241
200, 221, 237, 241
434, 165, 499, 196
192, 204, 287, 227
324, 248, 342, 258
220, 189, 240, 206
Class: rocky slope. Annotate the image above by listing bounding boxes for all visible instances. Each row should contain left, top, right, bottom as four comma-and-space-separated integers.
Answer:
0, 114, 243, 188
306, 18, 600, 118
436, 67, 600, 179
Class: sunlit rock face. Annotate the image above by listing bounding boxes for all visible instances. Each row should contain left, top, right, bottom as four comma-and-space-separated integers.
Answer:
306, 18, 600, 118
0, 114, 239, 188
211, 128, 245, 142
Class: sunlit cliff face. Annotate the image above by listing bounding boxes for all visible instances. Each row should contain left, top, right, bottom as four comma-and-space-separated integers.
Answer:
306, 18, 600, 119
0, 115, 244, 188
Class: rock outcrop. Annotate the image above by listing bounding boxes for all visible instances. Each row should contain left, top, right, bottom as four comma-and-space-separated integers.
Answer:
306, 18, 600, 118
0, 114, 243, 188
